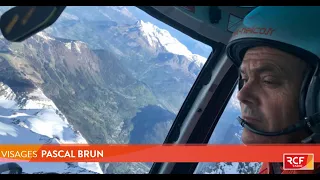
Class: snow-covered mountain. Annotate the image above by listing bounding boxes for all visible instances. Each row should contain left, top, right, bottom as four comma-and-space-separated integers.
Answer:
117, 20, 209, 113
43, 13, 209, 114
0, 82, 103, 174
196, 162, 261, 174
137, 20, 207, 67
0, 30, 160, 173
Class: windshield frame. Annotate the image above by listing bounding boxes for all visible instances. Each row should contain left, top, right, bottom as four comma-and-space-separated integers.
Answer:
149, 50, 239, 174
136, 6, 240, 174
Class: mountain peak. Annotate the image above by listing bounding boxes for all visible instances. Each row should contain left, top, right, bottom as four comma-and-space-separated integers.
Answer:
136, 20, 206, 67
35, 32, 55, 41
0, 82, 103, 174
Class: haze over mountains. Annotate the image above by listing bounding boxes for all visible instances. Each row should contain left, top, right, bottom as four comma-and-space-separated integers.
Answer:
0, 6, 261, 174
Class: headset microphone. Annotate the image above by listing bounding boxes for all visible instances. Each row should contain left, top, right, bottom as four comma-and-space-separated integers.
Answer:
238, 116, 307, 136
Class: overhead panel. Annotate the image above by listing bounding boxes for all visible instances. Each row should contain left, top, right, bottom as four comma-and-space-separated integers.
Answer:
149, 6, 255, 45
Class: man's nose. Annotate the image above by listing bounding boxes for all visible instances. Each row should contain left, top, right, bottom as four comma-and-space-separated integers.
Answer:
237, 81, 258, 106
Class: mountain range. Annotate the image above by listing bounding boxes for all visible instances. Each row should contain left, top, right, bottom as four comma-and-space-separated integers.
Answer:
0, 82, 102, 174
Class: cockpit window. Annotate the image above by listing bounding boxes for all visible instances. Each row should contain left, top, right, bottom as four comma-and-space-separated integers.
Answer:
194, 87, 262, 174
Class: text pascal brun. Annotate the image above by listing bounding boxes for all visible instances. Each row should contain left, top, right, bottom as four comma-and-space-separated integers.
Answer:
1, 150, 104, 158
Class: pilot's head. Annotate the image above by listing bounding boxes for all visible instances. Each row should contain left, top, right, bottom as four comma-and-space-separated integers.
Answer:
237, 46, 309, 144
226, 6, 320, 144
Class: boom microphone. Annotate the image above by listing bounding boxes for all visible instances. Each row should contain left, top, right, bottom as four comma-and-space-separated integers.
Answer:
237, 116, 306, 136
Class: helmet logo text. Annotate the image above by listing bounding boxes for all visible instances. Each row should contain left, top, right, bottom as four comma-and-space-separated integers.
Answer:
232, 27, 275, 37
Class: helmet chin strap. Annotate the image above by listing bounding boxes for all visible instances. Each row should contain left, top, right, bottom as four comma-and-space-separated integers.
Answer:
237, 113, 320, 143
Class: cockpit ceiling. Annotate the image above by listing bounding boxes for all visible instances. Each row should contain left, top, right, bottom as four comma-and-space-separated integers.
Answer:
149, 6, 256, 45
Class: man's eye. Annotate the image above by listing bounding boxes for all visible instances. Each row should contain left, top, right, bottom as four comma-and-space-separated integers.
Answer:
263, 77, 277, 85
263, 80, 274, 84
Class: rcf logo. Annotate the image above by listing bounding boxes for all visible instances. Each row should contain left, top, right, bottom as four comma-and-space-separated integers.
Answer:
283, 153, 314, 170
